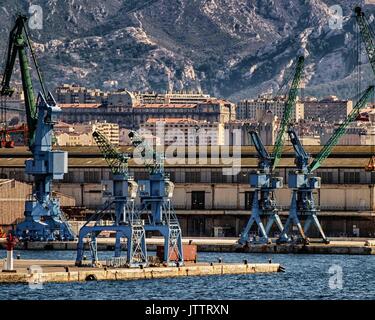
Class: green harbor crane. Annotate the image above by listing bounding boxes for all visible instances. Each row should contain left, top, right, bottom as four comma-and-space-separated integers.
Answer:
278, 86, 374, 244
239, 56, 304, 245
354, 6, 375, 171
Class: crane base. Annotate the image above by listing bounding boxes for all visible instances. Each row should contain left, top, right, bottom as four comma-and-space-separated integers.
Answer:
16, 200, 75, 241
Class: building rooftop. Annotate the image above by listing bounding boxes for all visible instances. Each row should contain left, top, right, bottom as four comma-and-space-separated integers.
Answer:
59, 103, 101, 109
55, 121, 73, 128
0, 146, 373, 168
133, 104, 197, 109
0, 156, 370, 168
145, 118, 205, 124
0, 179, 13, 186
1, 145, 373, 154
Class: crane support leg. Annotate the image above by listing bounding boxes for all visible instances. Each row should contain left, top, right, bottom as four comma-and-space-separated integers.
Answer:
277, 192, 306, 243
167, 224, 183, 264
265, 213, 288, 241
304, 213, 329, 244
127, 225, 147, 267
75, 223, 148, 268
76, 231, 86, 265
114, 231, 122, 257
239, 192, 268, 244
89, 233, 99, 266
144, 223, 183, 265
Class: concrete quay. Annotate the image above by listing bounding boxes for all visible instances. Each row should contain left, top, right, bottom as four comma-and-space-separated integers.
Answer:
193, 238, 375, 255
1, 237, 375, 255
0, 259, 281, 284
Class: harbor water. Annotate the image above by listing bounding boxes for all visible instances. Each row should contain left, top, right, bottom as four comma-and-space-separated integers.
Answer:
0, 250, 374, 300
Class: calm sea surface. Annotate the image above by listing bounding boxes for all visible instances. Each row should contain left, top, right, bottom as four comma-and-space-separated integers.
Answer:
0, 250, 374, 300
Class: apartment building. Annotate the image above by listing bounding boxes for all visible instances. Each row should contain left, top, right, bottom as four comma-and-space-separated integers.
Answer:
140, 118, 225, 146
237, 96, 304, 121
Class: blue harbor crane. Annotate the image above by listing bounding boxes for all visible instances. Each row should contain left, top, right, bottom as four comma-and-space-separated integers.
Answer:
75, 130, 147, 267
0, 15, 74, 241
129, 131, 184, 266
239, 56, 304, 245
277, 86, 374, 244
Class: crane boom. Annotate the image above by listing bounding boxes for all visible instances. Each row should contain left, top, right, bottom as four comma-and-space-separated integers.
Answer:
128, 130, 163, 174
354, 7, 375, 172
272, 56, 304, 171
92, 130, 130, 175
309, 85, 374, 172
249, 130, 272, 172
354, 7, 375, 76
0, 15, 46, 146
250, 130, 270, 160
287, 127, 309, 171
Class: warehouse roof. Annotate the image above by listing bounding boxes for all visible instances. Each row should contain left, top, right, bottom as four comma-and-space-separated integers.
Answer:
0, 179, 13, 186
0, 156, 370, 168
0, 145, 374, 156
0, 146, 373, 169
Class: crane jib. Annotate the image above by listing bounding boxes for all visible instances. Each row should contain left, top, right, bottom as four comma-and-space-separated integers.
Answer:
92, 130, 130, 176
271, 56, 305, 171
0, 15, 50, 147
308, 86, 374, 173
355, 7, 375, 77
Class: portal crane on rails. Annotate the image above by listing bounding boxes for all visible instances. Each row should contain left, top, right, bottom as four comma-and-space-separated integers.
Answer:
277, 86, 374, 244
238, 56, 304, 245
129, 130, 184, 266
0, 15, 74, 240
75, 130, 147, 267
354, 6, 375, 171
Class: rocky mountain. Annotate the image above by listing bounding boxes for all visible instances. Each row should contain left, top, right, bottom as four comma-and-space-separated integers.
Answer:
0, 0, 374, 101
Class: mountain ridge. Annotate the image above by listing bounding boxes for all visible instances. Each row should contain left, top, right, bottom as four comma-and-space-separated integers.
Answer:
0, 0, 374, 101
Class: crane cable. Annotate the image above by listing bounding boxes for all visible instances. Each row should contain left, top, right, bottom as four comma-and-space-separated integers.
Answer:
21, 17, 47, 99
0, 16, 11, 142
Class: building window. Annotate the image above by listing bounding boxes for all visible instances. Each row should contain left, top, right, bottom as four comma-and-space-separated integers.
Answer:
371, 172, 375, 184
317, 172, 333, 184
211, 171, 225, 183
84, 171, 101, 183
9, 170, 24, 181
245, 191, 254, 210
344, 172, 360, 184
237, 171, 249, 184
165, 171, 175, 181
191, 191, 205, 210
63, 172, 75, 183
185, 171, 201, 183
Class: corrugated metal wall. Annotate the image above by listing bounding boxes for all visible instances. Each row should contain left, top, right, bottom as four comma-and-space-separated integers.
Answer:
0, 180, 76, 225
0, 179, 30, 225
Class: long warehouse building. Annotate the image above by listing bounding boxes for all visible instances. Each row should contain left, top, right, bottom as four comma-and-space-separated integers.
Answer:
0, 146, 374, 238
